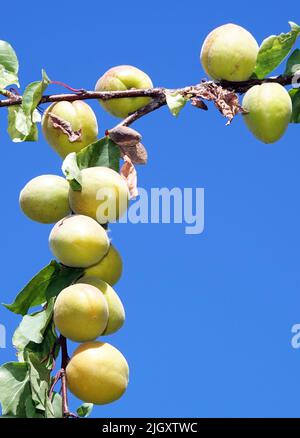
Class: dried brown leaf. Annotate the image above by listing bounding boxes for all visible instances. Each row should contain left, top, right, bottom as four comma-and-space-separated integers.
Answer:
48, 112, 82, 142
120, 142, 148, 165
107, 126, 142, 147
190, 98, 208, 110
191, 82, 244, 124
120, 155, 138, 199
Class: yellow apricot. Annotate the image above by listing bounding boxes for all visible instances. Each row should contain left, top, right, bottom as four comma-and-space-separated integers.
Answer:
66, 341, 129, 404
49, 215, 110, 268
79, 276, 125, 335
54, 283, 109, 342
85, 244, 123, 286
69, 166, 129, 224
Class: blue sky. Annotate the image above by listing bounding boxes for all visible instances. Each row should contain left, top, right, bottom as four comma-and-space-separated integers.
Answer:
0, 0, 300, 418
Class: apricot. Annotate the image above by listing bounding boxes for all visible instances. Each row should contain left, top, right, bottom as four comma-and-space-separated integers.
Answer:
66, 341, 129, 404
49, 214, 109, 268
79, 276, 125, 335
95, 65, 153, 118
19, 175, 70, 224
54, 283, 109, 342
42, 100, 98, 158
200, 24, 259, 81
69, 166, 129, 224
242, 83, 292, 143
84, 244, 123, 286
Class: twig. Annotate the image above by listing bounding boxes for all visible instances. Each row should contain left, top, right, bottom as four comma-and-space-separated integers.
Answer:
118, 96, 167, 127
48, 336, 77, 418
48, 369, 63, 398
59, 335, 77, 418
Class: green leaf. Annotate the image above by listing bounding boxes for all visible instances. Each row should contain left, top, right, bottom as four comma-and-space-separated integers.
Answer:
22, 69, 50, 116
7, 70, 50, 142
284, 48, 300, 76
3, 260, 83, 315
62, 152, 82, 191
165, 91, 187, 117
77, 403, 93, 418
254, 22, 300, 79
13, 298, 55, 355
25, 352, 51, 413
289, 88, 300, 123
0, 362, 30, 417
76, 136, 121, 173
46, 392, 63, 418
7, 105, 38, 142
25, 397, 44, 418
0, 40, 19, 89
21, 322, 59, 369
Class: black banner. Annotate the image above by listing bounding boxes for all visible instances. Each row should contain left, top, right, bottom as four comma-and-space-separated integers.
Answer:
1, 418, 300, 433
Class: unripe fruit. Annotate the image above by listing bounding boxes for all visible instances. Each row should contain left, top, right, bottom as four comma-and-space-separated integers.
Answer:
69, 166, 129, 224
49, 215, 109, 268
242, 83, 292, 144
66, 341, 129, 404
95, 65, 153, 118
54, 283, 109, 342
85, 244, 123, 286
42, 101, 98, 158
200, 24, 259, 81
79, 276, 125, 335
19, 175, 70, 224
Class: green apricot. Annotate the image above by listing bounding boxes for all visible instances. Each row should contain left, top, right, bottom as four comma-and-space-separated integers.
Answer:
85, 244, 123, 286
69, 166, 129, 224
79, 275, 125, 335
42, 100, 98, 158
95, 65, 153, 118
19, 175, 70, 224
242, 83, 292, 143
200, 23, 258, 81
54, 283, 109, 342
49, 214, 110, 268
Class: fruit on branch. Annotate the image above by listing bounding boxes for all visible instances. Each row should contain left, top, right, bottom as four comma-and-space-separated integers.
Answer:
200, 24, 259, 81
49, 214, 109, 268
95, 65, 153, 118
54, 283, 109, 342
69, 166, 129, 224
42, 101, 98, 158
66, 341, 129, 404
84, 244, 123, 286
79, 276, 125, 335
19, 175, 70, 224
242, 83, 292, 143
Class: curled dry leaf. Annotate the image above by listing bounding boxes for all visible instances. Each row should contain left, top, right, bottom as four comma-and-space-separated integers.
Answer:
48, 112, 82, 142
120, 142, 148, 165
120, 155, 138, 199
107, 126, 142, 147
190, 98, 208, 110
186, 82, 244, 124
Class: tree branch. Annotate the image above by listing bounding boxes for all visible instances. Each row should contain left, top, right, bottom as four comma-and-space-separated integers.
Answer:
0, 75, 294, 108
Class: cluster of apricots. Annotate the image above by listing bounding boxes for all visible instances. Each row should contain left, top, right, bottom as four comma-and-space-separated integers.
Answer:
19, 24, 291, 405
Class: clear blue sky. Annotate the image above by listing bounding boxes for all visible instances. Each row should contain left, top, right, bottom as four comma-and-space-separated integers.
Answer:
0, 0, 300, 418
